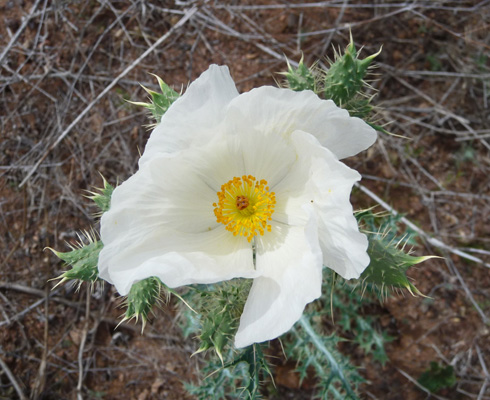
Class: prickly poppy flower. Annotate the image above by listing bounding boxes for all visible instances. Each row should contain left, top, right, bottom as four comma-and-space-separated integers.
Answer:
98, 65, 376, 348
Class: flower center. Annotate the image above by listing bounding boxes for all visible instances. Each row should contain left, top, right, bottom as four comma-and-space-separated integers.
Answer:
213, 175, 276, 242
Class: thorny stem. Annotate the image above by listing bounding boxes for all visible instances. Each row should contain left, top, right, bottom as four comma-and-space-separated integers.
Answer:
77, 288, 91, 400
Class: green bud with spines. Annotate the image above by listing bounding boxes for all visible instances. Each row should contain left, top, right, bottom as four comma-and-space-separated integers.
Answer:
355, 209, 437, 298
129, 74, 179, 124
361, 230, 436, 298
120, 277, 163, 332
84, 174, 114, 214
49, 233, 102, 287
280, 55, 316, 92
344, 97, 374, 119
324, 34, 381, 108
50, 176, 115, 288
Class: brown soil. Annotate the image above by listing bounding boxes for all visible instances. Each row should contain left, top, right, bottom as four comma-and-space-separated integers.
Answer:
1, 1, 489, 399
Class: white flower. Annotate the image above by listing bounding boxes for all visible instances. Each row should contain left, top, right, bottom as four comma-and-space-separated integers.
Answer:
98, 65, 377, 348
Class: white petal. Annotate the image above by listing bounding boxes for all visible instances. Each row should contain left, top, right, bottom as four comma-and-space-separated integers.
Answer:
139, 65, 239, 166
226, 86, 377, 159
289, 130, 370, 279
223, 123, 298, 187
104, 154, 218, 236
99, 225, 256, 295
234, 206, 323, 348
182, 119, 299, 193
99, 152, 256, 295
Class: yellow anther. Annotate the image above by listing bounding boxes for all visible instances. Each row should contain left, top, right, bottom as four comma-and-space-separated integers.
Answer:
213, 175, 276, 242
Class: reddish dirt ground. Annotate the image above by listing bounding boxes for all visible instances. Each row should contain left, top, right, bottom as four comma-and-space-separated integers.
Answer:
1, 1, 489, 399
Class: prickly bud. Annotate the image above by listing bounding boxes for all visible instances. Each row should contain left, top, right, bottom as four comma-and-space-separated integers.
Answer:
129, 74, 179, 124
324, 35, 381, 106
121, 277, 162, 331
344, 97, 374, 119
361, 232, 436, 297
49, 237, 102, 286
280, 56, 316, 92
85, 175, 114, 213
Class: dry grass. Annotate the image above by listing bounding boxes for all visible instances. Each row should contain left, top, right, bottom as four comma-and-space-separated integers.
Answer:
1, 1, 489, 399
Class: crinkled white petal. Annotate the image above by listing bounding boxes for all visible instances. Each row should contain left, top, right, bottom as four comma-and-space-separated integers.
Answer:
182, 118, 299, 195
287, 130, 370, 279
100, 225, 256, 295
100, 122, 304, 296
234, 206, 323, 348
139, 65, 239, 166
99, 65, 374, 345
225, 86, 377, 159
99, 152, 256, 295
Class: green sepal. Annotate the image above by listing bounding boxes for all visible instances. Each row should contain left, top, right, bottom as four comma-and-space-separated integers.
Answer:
129, 74, 179, 124
84, 174, 114, 213
49, 238, 102, 286
280, 55, 316, 92
120, 277, 162, 332
361, 232, 436, 297
366, 121, 392, 135
324, 34, 381, 107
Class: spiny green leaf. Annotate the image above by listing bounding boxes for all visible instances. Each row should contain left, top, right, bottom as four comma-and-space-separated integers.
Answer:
418, 362, 456, 393
296, 315, 361, 399
354, 316, 393, 365
238, 344, 271, 399
195, 307, 236, 365
183, 280, 251, 362
323, 269, 393, 365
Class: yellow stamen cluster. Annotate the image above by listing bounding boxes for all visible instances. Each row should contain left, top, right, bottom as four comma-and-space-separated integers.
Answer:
213, 175, 276, 242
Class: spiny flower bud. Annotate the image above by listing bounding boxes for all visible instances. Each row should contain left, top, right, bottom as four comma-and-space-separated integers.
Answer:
50, 177, 114, 289
361, 231, 436, 298
129, 74, 179, 124
49, 233, 102, 287
280, 55, 316, 92
120, 277, 163, 332
324, 34, 381, 107
84, 174, 114, 214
